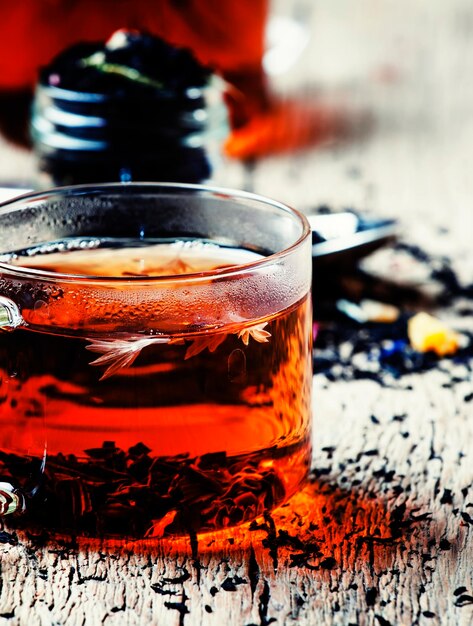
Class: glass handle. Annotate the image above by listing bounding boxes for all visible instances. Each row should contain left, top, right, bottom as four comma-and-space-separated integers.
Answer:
0, 482, 25, 516
0, 297, 24, 331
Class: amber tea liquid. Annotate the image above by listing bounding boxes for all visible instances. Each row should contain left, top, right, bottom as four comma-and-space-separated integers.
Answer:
0, 239, 312, 537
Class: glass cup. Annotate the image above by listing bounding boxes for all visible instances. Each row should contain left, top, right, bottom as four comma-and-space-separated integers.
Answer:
0, 183, 312, 539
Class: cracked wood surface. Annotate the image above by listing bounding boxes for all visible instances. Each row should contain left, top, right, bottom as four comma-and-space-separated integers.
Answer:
1, 1, 473, 625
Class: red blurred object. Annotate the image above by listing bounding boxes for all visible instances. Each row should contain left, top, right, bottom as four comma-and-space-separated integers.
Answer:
224, 98, 347, 159
0, 0, 267, 91
0, 1, 345, 160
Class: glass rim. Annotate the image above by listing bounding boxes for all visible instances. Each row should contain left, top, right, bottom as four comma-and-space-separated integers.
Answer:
0, 182, 311, 284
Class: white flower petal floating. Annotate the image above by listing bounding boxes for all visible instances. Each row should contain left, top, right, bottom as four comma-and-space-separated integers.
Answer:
237, 322, 271, 346
86, 336, 170, 380
184, 333, 228, 360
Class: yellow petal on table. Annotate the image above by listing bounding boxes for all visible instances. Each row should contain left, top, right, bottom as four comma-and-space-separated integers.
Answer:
407, 312, 461, 356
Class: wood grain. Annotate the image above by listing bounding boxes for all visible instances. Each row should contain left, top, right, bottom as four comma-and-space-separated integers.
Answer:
1, 1, 473, 625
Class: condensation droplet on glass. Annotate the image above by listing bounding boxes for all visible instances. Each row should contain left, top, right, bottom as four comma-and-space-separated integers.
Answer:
0, 297, 24, 331
228, 348, 247, 383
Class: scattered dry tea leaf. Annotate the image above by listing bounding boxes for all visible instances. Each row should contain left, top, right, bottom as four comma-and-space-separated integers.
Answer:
360, 299, 400, 323
337, 299, 400, 323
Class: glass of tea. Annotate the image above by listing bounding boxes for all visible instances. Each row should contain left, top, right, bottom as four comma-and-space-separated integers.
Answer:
0, 183, 312, 539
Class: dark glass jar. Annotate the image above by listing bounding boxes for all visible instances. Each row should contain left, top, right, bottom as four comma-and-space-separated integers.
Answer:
31, 32, 228, 187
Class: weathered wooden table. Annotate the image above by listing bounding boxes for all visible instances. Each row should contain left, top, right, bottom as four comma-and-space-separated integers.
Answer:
0, 1, 472, 624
